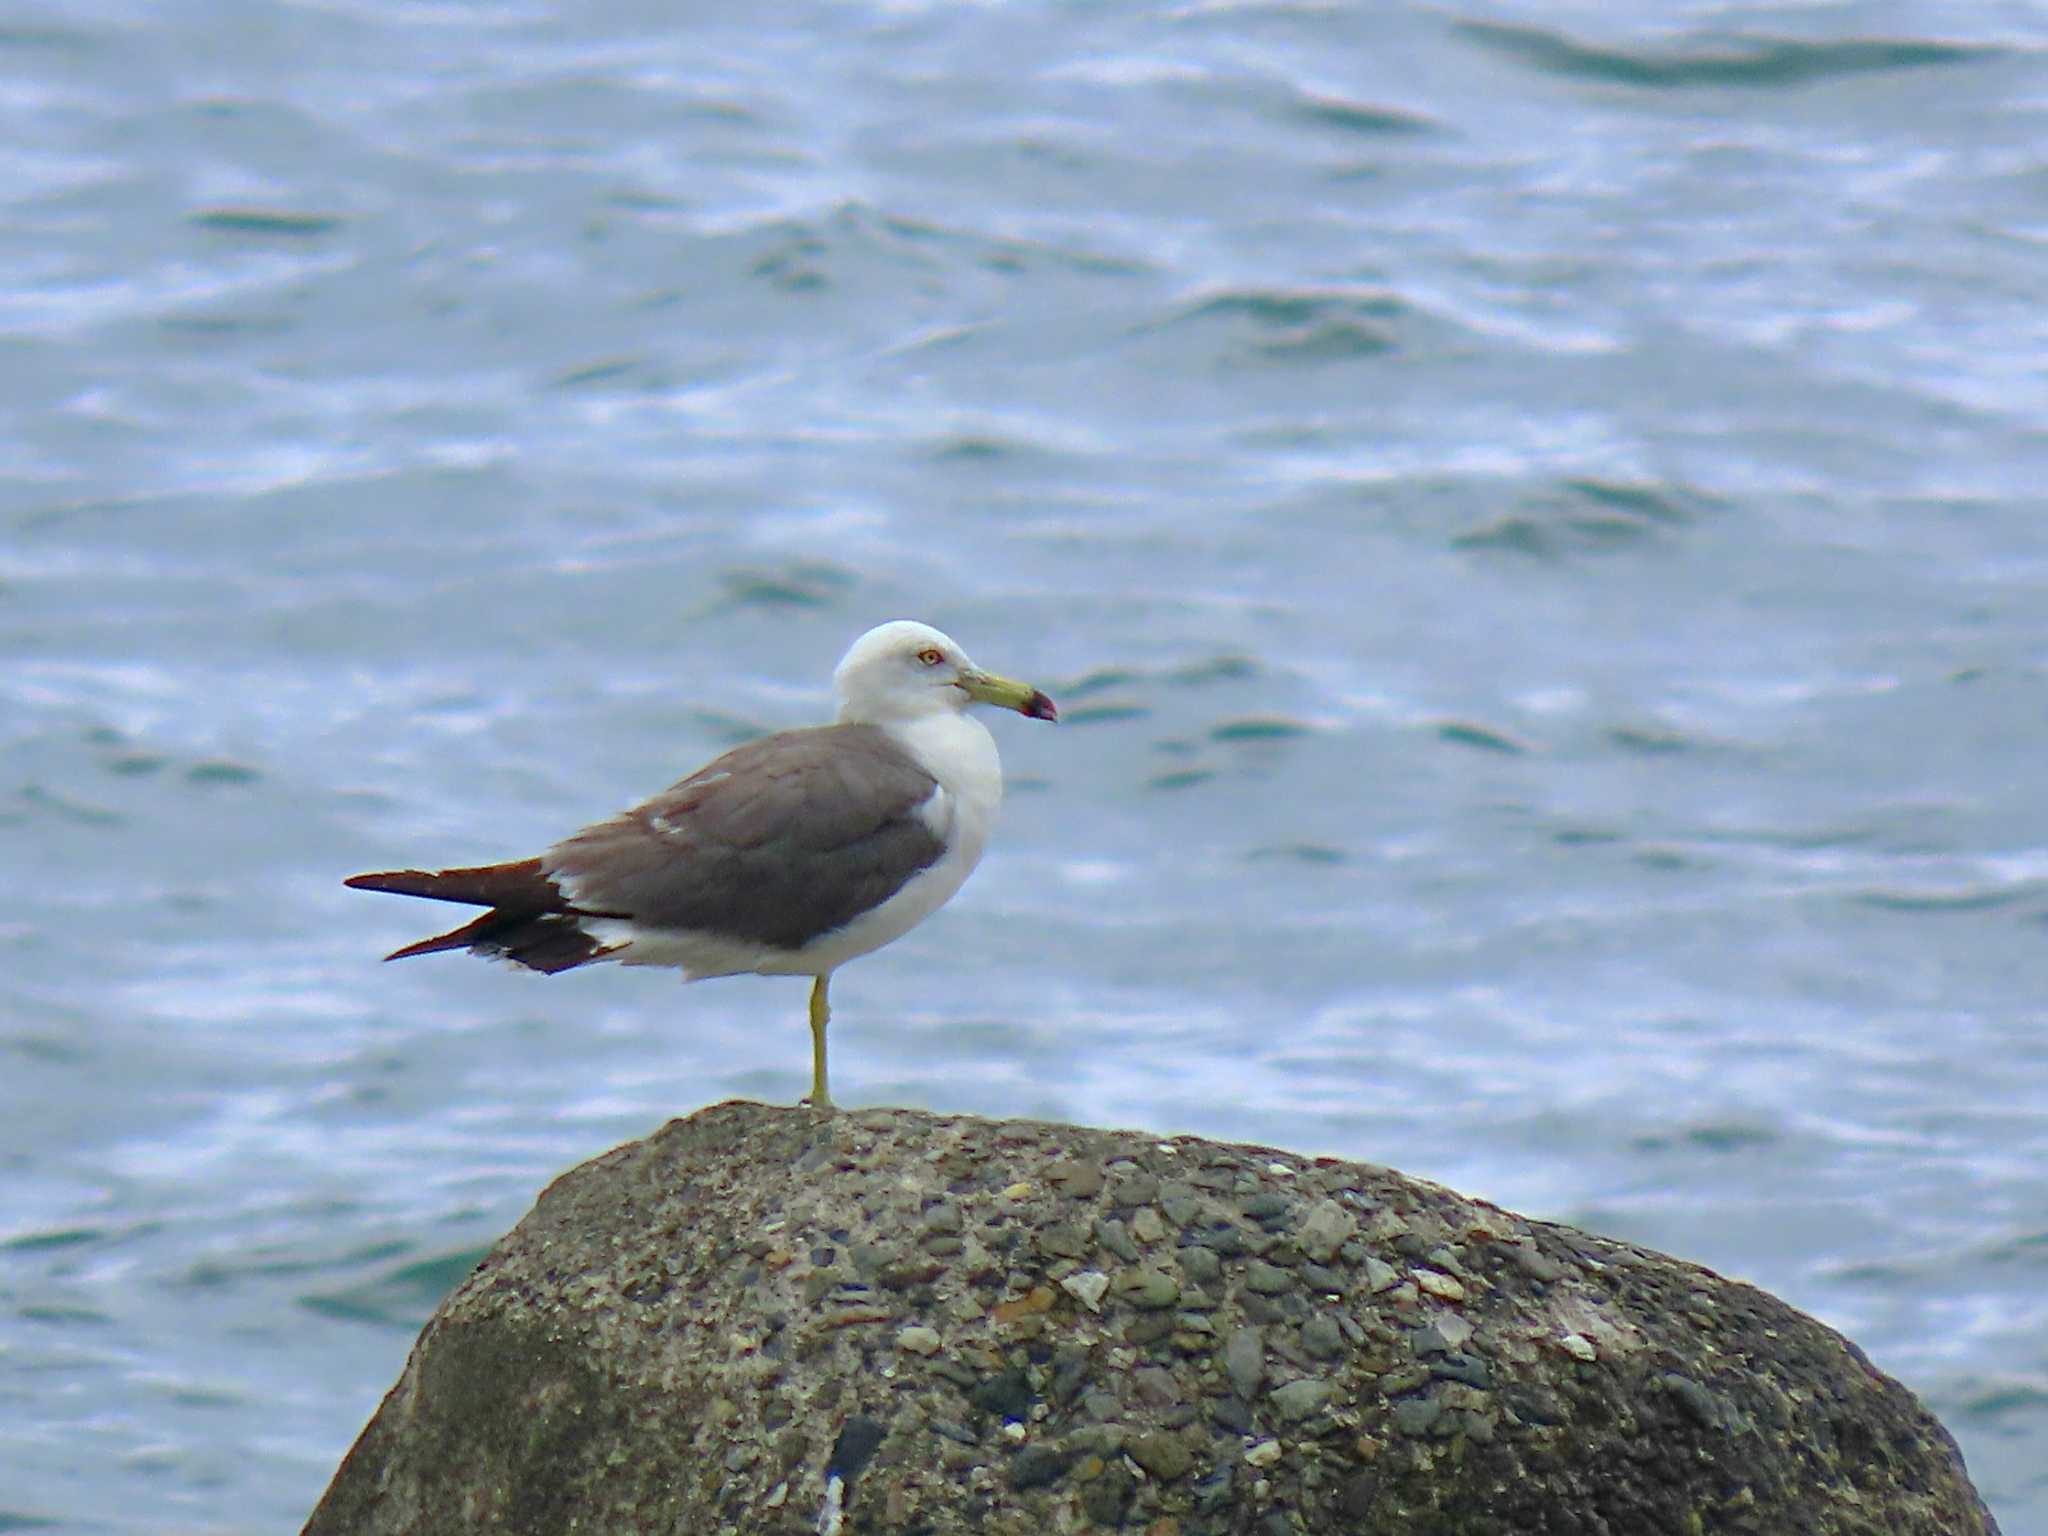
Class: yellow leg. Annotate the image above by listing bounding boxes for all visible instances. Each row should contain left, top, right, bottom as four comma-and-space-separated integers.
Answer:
807, 975, 834, 1112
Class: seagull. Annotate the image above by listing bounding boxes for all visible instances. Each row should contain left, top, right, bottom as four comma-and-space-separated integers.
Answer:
345, 620, 1057, 1109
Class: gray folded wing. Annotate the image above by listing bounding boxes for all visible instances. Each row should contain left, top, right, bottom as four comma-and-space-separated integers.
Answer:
544, 723, 949, 952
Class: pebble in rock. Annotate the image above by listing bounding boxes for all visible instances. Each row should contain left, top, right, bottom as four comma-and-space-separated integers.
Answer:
1225, 1325, 1265, 1400
1270, 1378, 1333, 1422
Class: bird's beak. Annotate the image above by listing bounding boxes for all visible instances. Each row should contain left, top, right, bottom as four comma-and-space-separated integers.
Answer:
959, 668, 1058, 721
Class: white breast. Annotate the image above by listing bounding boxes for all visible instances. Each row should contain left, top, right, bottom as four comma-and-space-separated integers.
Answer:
771, 711, 1002, 975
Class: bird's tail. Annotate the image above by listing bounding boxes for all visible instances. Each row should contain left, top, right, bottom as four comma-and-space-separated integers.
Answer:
344, 857, 620, 973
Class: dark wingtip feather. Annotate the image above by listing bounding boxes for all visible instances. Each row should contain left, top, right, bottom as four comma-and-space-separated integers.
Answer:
347, 869, 431, 895
377, 908, 620, 973
383, 935, 463, 962
343, 859, 556, 908
380, 907, 505, 961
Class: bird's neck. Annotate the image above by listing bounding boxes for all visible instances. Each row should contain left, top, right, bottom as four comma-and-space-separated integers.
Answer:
881, 711, 1002, 809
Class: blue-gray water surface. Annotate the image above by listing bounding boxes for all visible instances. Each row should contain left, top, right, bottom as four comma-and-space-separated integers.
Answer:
3, 0, 2045, 1529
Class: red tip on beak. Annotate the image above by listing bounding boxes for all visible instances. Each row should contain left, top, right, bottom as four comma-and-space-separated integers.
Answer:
1024, 691, 1058, 722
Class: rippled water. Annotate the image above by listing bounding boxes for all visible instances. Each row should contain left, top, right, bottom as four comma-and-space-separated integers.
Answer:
4, 1, 2045, 1529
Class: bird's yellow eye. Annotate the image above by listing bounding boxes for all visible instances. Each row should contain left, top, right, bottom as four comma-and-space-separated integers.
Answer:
917, 647, 945, 667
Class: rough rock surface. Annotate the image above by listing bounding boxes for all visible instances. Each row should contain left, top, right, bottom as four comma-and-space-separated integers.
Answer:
305, 1101, 1999, 1535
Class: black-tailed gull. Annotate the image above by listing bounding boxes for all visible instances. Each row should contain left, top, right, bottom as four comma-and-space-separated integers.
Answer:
345, 620, 1057, 1108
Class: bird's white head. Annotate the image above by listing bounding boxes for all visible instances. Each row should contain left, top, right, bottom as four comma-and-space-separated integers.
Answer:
833, 620, 1058, 726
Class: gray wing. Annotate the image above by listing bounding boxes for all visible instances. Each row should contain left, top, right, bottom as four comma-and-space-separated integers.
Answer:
543, 723, 948, 951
